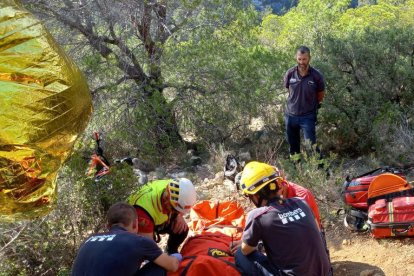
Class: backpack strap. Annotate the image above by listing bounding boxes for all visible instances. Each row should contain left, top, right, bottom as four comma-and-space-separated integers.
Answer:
180, 256, 196, 276
343, 167, 404, 193
367, 187, 414, 206
366, 221, 414, 237
343, 168, 384, 195
345, 167, 385, 183
179, 255, 241, 276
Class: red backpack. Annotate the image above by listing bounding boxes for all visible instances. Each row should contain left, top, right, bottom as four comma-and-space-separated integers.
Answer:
341, 167, 406, 231
342, 167, 405, 210
366, 173, 414, 238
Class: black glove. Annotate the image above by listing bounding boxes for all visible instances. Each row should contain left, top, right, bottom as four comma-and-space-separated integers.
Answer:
317, 103, 322, 110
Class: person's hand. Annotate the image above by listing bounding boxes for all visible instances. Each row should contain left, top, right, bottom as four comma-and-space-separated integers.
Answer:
170, 253, 183, 262
229, 240, 242, 255
171, 214, 188, 234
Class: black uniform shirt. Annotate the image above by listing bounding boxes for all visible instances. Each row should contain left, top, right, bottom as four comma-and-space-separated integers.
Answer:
284, 66, 325, 116
243, 198, 330, 276
71, 225, 162, 276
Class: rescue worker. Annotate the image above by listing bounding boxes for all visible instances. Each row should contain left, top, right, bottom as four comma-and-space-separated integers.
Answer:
231, 162, 331, 275
128, 178, 197, 254
236, 161, 322, 228
71, 202, 182, 276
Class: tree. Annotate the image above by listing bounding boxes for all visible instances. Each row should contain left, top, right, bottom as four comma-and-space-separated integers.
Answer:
318, 0, 414, 155
163, 6, 286, 145
255, 0, 414, 158
22, 0, 251, 158
259, 0, 350, 54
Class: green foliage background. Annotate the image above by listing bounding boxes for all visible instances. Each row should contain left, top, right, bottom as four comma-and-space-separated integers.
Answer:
2, 0, 414, 274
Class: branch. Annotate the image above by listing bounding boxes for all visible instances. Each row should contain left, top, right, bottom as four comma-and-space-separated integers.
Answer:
32, 0, 148, 82
0, 223, 28, 253
95, 0, 141, 70
221, 123, 248, 143
46, 8, 147, 82
91, 76, 132, 96
138, 2, 155, 56
168, 10, 194, 34
163, 83, 209, 95
411, 43, 414, 67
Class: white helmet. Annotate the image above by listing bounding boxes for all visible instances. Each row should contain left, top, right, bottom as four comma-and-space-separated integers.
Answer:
168, 178, 196, 214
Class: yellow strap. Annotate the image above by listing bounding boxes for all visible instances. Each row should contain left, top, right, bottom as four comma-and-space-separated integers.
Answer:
388, 201, 394, 236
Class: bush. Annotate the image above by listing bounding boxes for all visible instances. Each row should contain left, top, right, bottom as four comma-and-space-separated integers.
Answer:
278, 151, 344, 224
0, 144, 140, 275
318, 28, 414, 157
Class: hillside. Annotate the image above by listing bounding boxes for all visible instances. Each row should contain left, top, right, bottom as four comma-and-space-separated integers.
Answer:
329, 230, 414, 275
195, 167, 414, 276
252, 0, 365, 14
2, 0, 414, 274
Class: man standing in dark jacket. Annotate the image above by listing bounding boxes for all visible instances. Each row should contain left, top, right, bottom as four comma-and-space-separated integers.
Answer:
284, 45, 325, 155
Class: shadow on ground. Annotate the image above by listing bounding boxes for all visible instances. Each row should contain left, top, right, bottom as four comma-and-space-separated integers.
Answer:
332, 261, 385, 276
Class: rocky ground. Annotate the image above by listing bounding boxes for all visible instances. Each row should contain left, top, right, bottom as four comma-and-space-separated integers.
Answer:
328, 224, 414, 276
189, 167, 414, 276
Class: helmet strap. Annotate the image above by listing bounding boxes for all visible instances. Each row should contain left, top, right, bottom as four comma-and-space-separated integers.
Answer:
161, 189, 172, 214
249, 194, 264, 208
256, 196, 264, 208
266, 196, 285, 206
132, 218, 138, 232
279, 180, 288, 198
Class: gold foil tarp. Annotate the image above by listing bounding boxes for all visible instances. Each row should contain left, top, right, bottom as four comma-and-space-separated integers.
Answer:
0, 1, 92, 221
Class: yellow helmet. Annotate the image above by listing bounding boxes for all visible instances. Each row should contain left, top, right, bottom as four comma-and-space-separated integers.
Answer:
240, 161, 283, 195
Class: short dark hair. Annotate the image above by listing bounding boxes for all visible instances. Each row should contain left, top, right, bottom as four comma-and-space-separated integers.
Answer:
107, 202, 137, 227
297, 45, 310, 55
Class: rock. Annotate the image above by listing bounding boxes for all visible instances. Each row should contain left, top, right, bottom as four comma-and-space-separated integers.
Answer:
197, 189, 210, 200
132, 158, 154, 173
239, 137, 253, 148
214, 171, 224, 180
190, 156, 202, 166
171, 171, 187, 178
224, 179, 237, 191
237, 151, 251, 162
258, 130, 271, 143
133, 169, 148, 185
252, 129, 271, 144
138, 174, 148, 185
154, 167, 166, 179
194, 164, 215, 180
200, 181, 216, 189
332, 263, 341, 270
187, 149, 196, 156
359, 269, 377, 276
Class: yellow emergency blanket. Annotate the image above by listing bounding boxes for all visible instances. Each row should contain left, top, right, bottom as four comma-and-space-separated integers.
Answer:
0, 0, 92, 221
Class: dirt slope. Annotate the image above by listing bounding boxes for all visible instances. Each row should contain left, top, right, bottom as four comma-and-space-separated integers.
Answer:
195, 173, 414, 276
327, 225, 414, 276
